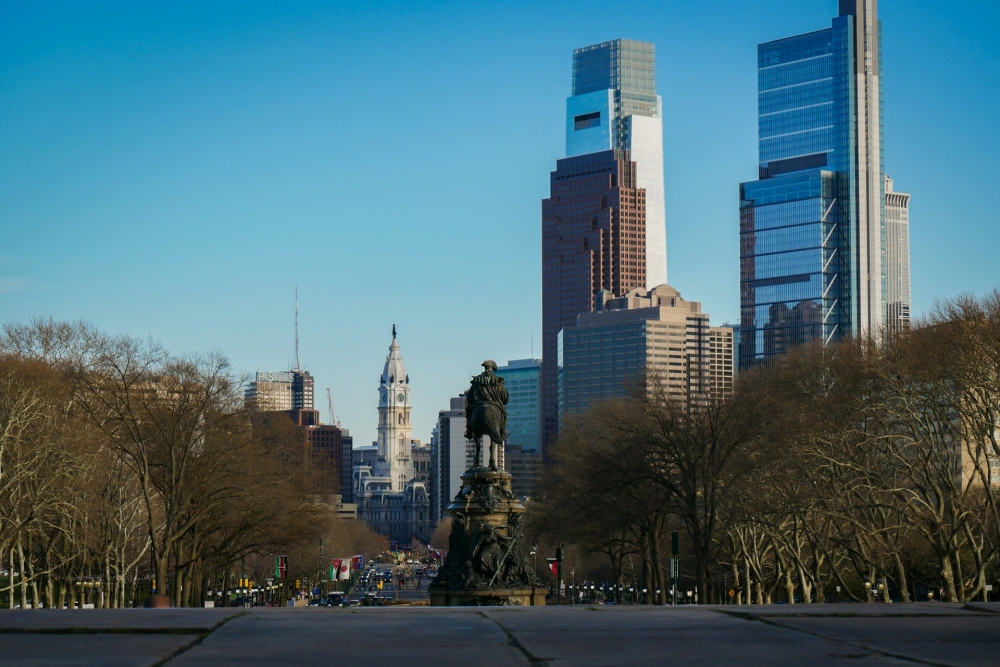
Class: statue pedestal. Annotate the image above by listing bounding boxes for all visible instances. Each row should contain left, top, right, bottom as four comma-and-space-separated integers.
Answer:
429, 468, 542, 606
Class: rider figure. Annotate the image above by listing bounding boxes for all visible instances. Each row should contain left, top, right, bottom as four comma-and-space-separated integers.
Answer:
464, 360, 509, 470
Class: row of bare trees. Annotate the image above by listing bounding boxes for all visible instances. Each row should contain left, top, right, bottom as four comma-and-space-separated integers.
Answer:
529, 291, 1000, 604
0, 320, 385, 609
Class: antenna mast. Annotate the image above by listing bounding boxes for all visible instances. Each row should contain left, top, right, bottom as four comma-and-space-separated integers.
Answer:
326, 388, 340, 428
294, 287, 300, 372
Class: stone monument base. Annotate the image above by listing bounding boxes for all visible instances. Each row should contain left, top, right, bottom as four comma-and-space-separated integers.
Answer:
429, 586, 546, 607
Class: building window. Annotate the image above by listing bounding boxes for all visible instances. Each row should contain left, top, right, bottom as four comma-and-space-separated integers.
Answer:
574, 112, 601, 131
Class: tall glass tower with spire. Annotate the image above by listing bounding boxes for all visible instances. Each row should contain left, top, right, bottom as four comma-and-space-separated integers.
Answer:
739, 0, 903, 368
566, 39, 667, 288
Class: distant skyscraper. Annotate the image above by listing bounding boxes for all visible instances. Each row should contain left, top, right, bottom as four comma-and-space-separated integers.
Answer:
739, 0, 905, 367
885, 176, 911, 334
291, 370, 314, 410
245, 370, 313, 411
495, 359, 541, 453
431, 396, 473, 524
567, 39, 667, 288
542, 150, 647, 450
246, 371, 293, 411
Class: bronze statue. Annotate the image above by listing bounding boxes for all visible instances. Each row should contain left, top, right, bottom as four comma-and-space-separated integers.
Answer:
464, 360, 509, 470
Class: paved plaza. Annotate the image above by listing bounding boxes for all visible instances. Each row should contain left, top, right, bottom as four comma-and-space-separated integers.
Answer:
1, 603, 999, 666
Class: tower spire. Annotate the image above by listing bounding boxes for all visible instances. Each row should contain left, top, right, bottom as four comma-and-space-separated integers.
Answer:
294, 287, 300, 372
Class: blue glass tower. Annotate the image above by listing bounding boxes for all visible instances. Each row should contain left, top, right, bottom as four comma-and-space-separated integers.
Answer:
740, 0, 889, 368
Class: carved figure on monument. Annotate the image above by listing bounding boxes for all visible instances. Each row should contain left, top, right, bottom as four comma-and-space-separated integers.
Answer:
464, 360, 509, 470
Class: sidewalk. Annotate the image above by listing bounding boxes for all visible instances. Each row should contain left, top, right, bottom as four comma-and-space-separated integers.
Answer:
1, 603, 998, 666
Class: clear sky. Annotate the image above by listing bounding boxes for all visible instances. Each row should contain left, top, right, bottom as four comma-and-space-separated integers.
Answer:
2, 1, 998, 445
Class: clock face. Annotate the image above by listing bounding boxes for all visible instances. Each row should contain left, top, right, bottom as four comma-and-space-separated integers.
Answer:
397, 393, 405, 403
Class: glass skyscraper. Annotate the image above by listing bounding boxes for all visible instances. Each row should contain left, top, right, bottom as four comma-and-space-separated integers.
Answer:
566, 39, 667, 288
542, 38, 666, 452
739, 0, 903, 367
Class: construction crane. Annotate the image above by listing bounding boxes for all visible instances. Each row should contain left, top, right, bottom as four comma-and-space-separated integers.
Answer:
327, 388, 340, 428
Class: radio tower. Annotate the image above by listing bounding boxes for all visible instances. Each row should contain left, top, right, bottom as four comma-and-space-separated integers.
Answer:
293, 287, 300, 372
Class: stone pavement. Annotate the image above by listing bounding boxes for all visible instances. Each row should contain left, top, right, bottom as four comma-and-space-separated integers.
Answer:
1, 603, 998, 666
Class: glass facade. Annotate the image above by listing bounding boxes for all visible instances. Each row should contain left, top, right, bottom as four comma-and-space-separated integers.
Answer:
565, 39, 667, 289
495, 359, 542, 453
740, 2, 889, 368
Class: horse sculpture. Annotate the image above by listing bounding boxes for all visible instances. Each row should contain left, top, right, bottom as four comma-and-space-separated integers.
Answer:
464, 360, 509, 470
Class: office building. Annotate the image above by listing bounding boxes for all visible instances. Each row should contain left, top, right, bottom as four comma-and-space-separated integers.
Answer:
559, 285, 734, 418
504, 444, 543, 502
245, 372, 294, 411
353, 330, 431, 544
291, 370, 314, 410
495, 359, 542, 454
567, 39, 666, 289
885, 176, 911, 334
542, 150, 647, 450
245, 370, 314, 411
431, 395, 474, 524
739, 0, 908, 367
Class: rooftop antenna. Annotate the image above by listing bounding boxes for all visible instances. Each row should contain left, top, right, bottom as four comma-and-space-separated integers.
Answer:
294, 287, 300, 372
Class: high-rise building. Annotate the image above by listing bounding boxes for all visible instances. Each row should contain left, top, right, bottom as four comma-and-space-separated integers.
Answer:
542, 150, 647, 451
245, 370, 313, 411
353, 329, 431, 544
504, 444, 542, 502
291, 370, 314, 410
542, 38, 668, 451
245, 371, 294, 411
559, 285, 734, 418
567, 39, 666, 289
885, 176, 911, 334
495, 359, 542, 454
431, 395, 473, 524
739, 0, 906, 367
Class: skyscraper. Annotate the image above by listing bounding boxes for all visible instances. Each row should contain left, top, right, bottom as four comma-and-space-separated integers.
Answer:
885, 176, 911, 334
739, 0, 906, 367
542, 150, 647, 450
542, 39, 667, 451
567, 39, 666, 288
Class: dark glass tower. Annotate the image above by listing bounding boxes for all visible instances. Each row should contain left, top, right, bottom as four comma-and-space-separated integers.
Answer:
739, 0, 892, 367
541, 150, 646, 451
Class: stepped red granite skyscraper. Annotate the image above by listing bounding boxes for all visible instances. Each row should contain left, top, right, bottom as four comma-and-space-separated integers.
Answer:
541, 149, 646, 452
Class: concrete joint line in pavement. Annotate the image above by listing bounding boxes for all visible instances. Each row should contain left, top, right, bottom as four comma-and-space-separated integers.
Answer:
717, 610, 954, 667
478, 612, 551, 667
151, 611, 247, 667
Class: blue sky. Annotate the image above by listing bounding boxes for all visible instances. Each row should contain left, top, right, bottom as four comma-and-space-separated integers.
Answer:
2, 0, 998, 444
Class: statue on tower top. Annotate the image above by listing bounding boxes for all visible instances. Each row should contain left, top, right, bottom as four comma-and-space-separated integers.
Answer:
392, 324, 397, 339
464, 360, 509, 470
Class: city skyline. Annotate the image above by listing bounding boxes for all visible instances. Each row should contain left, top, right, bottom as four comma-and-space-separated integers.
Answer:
3, 1, 998, 444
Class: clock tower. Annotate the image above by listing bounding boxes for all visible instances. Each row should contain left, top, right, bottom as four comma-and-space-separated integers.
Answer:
376, 325, 413, 491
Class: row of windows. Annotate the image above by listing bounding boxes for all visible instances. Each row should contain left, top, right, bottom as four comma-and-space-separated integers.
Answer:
742, 222, 827, 257
759, 103, 833, 138
759, 79, 832, 116
758, 54, 832, 92
760, 126, 834, 164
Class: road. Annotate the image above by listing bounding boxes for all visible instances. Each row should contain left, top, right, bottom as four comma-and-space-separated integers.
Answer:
347, 567, 431, 604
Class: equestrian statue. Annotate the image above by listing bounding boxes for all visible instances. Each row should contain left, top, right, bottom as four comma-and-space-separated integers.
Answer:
464, 360, 509, 470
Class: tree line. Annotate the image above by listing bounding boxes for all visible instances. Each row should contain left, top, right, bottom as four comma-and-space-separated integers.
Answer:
528, 292, 1000, 604
0, 320, 385, 609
